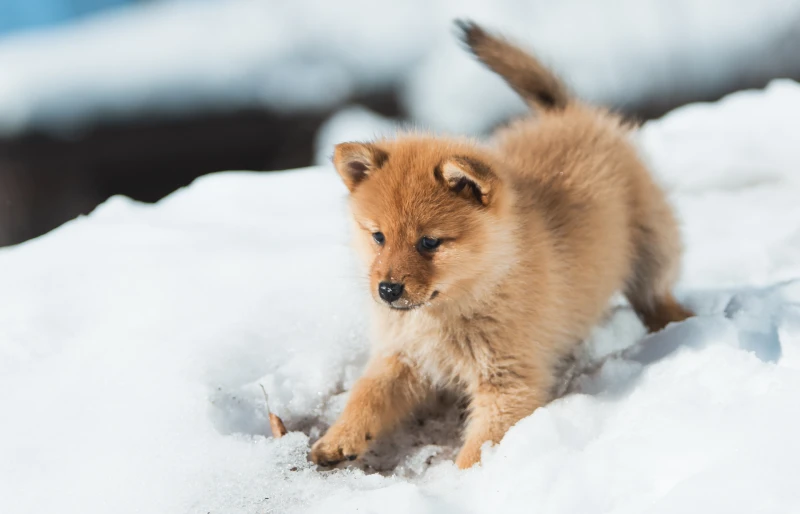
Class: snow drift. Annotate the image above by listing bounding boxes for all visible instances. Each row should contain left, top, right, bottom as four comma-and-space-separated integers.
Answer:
2, 80, 800, 513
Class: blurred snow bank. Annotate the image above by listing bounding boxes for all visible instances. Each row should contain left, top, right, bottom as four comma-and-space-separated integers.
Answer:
1, 0, 799, 136
0, 0, 433, 135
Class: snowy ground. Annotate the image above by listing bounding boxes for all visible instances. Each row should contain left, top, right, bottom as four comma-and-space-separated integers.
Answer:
2, 80, 800, 513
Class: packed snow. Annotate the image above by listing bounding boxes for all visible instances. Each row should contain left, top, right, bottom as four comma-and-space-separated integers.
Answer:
2, 80, 800, 514
1, 0, 800, 136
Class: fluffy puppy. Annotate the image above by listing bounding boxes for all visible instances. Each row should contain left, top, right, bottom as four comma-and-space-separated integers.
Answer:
310, 21, 692, 469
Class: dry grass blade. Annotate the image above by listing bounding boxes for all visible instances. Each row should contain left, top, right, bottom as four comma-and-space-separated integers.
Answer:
259, 383, 287, 438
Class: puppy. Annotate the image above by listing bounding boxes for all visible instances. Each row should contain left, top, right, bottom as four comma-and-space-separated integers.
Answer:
311, 21, 692, 470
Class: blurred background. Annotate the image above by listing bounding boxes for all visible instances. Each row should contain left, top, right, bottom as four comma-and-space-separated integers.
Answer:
1, 0, 799, 246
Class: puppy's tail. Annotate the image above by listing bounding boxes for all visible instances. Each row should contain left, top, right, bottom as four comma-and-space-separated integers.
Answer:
455, 20, 570, 112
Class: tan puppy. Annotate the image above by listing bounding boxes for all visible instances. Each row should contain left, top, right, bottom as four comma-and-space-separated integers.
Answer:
310, 21, 692, 469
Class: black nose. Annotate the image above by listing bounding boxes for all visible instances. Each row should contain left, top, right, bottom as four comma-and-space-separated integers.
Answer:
378, 282, 404, 303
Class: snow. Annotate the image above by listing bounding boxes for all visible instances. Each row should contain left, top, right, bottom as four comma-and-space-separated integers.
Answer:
1, 0, 799, 136
2, 80, 800, 513
313, 105, 398, 166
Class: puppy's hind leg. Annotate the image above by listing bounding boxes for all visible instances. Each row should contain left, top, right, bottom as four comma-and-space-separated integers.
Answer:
624, 178, 693, 333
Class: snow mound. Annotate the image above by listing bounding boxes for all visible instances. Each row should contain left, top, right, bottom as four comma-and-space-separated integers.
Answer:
2, 81, 800, 514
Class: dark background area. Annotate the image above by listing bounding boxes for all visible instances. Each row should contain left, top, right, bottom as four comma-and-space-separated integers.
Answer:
0, 90, 402, 246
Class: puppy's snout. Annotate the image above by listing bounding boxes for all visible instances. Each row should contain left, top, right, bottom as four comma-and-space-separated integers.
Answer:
378, 282, 404, 303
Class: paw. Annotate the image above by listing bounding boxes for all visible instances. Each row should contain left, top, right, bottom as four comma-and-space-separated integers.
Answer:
310, 426, 371, 467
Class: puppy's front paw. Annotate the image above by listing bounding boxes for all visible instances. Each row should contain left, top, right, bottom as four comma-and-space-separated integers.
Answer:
310, 425, 370, 467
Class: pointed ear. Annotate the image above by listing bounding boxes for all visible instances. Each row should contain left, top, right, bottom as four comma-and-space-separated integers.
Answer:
332, 142, 389, 192
437, 155, 496, 206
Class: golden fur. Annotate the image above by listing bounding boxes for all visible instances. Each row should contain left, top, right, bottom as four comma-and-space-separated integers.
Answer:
310, 21, 692, 469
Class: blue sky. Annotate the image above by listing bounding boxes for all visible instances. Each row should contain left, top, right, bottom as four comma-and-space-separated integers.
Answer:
0, 0, 132, 36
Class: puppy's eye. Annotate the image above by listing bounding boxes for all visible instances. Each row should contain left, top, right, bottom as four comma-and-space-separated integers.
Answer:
372, 232, 385, 245
418, 236, 441, 252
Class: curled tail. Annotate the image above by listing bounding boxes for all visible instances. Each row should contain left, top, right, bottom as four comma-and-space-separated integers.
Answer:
455, 20, 570, 111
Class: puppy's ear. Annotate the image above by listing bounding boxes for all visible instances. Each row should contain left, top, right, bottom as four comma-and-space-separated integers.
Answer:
332, 142, 389, 192
438, 155, 496, 206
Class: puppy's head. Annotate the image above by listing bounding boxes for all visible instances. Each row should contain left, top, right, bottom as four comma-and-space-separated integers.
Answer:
333, 137, 513, 311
